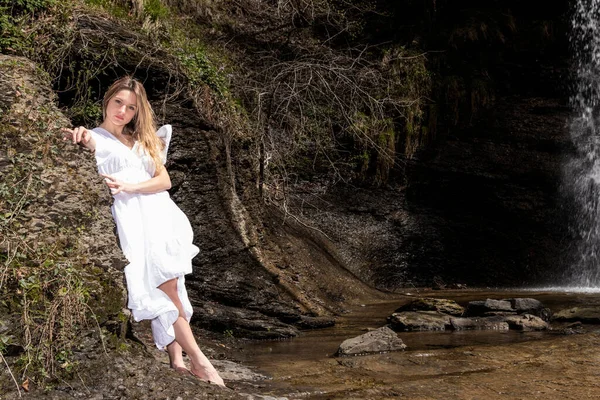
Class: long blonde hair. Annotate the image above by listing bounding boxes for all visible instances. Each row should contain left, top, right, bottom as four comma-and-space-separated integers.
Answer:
102, 76, 165, 171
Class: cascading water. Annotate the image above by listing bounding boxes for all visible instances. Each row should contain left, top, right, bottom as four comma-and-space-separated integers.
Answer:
565, 0, 600, 287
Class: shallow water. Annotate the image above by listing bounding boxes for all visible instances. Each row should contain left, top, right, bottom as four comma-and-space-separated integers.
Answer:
238, 288, 600, 370
229, 289, 600, 399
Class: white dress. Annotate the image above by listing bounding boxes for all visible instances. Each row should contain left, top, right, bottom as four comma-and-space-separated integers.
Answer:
90, 125, 199, 350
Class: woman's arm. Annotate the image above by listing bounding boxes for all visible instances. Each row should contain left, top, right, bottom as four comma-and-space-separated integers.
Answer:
101, 166, 171, 195
62, 126, 96, 152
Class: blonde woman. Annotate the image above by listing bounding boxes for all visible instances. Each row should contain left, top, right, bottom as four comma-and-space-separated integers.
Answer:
62, 77, 225, 386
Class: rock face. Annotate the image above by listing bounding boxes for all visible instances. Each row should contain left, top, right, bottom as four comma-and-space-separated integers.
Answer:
282, 3, 572, 290
0, 55, 128, 339
163, 104, 380, 338
288, 97, 572, 291
193, 303, 300, 339
337, 326, 407, 356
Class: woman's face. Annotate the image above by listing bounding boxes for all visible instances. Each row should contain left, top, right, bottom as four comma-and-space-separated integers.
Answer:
105, 89, 138, 128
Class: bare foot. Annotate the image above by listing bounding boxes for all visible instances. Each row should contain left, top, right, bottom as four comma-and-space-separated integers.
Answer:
189, 361, 225, 387
173, 366, 191, 375
170, 361, 190, 375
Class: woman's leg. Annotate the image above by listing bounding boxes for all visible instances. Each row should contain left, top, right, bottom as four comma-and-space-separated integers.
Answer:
158, 278, 225, 386
166, 340, 186, 371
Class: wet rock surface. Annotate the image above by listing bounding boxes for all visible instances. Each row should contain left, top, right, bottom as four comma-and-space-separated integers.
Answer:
388, 311, 452, 331
503, 314, 549, 331
389, 297, 551, 332
465, 297, 552, 320
553, 306, 600, 323
449, 316, 510, 331
336, 326, 406, 356
395, 297, 465, 316
465, 299, 515, 315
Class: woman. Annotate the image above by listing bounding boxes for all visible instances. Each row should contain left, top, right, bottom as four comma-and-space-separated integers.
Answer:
62, 76, 225, 387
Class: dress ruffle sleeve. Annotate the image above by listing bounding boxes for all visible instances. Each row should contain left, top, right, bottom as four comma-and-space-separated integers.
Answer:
156, 125, 172, 164
90, 128, 112, 166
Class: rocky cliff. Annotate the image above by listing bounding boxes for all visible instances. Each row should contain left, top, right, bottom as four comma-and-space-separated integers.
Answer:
282, 1, 574, 289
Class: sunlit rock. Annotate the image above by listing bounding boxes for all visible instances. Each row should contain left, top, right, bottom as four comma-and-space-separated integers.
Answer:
507, 298, 552, 321
336, 326, 406, 356
394, 298, 465, 316
553, 307, 600, 323
465, 299, 515, 316
388, 311, 452, 331
503, 314, 549, 331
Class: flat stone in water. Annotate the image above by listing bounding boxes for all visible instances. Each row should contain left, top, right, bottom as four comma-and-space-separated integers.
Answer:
388, 311, 452, 331
503, 314, 549, 331
553, 307, 600, 323
465, 299, 514, 316
395, 297, 464, 316
337, 326, 406, 356
450, 316, 510, 331
510, 298, 543, 313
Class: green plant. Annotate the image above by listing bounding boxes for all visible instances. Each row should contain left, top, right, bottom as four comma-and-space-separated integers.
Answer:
0, 0, 55, 13
171, 34, 228, 95
0, 0, 56, 53
83, 0, 130, 19
143, 0, 169, 21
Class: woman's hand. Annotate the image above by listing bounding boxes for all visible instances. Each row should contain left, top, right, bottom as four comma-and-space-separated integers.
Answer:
101, 174, 134, 195
100, 168, 171, 196
61, 126, 95, 151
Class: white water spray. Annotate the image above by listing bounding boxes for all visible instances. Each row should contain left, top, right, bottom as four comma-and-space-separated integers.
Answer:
566, 0, 600, 286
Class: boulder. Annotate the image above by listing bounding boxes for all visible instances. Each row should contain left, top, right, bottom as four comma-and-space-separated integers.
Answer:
506, 298, 552, 321
388, 311, 452, 331
509, 298, 543, 312
465, 299, 514, 316
503, 314, 549, 331
395, 298, 464, 316
553, 307, 600, 323
337, 326, 406, 356
450, 317, 510, 331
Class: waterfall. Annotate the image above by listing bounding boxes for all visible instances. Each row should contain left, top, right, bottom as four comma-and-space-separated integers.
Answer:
566, 0, 600, 286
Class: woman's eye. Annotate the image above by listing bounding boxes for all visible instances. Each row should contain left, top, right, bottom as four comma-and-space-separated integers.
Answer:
129, 106, 136, 111
115, 99, 121, 104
